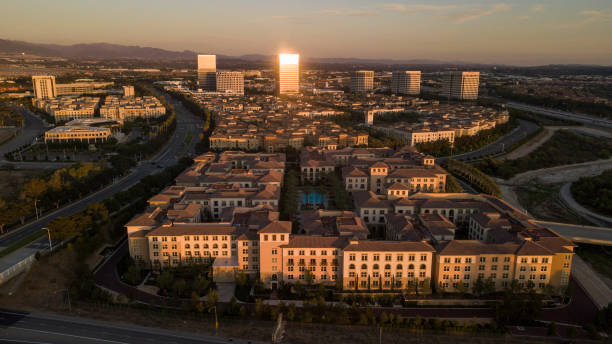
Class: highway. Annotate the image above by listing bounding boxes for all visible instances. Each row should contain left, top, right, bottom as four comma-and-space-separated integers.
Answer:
0, 90, 203, 249
506, 101, 612, 129
444, 119, 540, 162
0, 104, 46, 159
0, 309, 241, 344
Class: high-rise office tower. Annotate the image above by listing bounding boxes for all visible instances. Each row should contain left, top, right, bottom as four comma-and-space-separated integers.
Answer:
216, 72, 244, 95
350, 70, 374, 93
441, 71, 480, 100
275, 54, 300, 95
32, 75, 57, 99
197, 55, 217, 91
391, 71, 421, 95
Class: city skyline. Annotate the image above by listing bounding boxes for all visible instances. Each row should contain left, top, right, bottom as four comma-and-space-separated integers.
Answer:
1, 0, 611, 66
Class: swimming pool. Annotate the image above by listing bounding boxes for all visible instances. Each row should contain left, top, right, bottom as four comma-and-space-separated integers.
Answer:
301, 192, 328, 205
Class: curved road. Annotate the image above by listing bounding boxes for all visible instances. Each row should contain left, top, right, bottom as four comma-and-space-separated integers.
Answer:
560, 182, 612, 227
0, 104, 46, 158
0, 308, 242, 344
506, 101, 612, 129
436, 119, 540, 163
0, 90, 203, 249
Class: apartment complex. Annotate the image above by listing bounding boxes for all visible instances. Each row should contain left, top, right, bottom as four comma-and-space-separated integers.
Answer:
300, 146, 445, 195
441, 71, 480, 100
275, 54, 300, 95
32, 75, 56, 99
197, 54, 217, 91
32, 96, 100, 122
350, 70, 374, 93
391, 71, 421, 95
216, 72, 244, 95
44, 125, 112, 143
128, 177, 574, 293
100, 95, 166, 120
202, 95, 367, 152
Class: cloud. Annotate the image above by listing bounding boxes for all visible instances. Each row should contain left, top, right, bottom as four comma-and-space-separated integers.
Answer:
319, 9, 376, 17
379, 3, 457, 14
449, 3, 511, 23
531, 4, 544, 12
517, 16, 530, 21
581, 10, 612, 23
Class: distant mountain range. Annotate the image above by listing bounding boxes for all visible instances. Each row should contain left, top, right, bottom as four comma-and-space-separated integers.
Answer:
0, 38, 477, 65
1, 39, 607, 68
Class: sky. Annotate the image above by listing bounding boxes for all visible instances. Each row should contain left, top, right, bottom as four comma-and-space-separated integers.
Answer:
1, 0, 611, 66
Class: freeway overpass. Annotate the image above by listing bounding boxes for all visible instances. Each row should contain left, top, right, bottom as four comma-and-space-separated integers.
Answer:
533, 220, 612, 246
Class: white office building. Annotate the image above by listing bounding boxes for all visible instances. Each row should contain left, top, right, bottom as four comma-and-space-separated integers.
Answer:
198, 55, 217, 91
216, 72, 244, 95
32, 75, 57, 99
441, 72, 480, 100
350, 71, 374, 93
275, 54, 300, 95
391, 71, 421, 95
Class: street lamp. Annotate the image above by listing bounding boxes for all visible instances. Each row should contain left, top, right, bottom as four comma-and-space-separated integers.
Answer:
43, 227, 52, 251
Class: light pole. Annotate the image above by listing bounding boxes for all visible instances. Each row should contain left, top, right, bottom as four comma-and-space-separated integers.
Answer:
43, 227, 52, 251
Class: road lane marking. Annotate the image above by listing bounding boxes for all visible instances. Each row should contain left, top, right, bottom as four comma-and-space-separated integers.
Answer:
0, 340, 53, 344
9, 327, 129, 344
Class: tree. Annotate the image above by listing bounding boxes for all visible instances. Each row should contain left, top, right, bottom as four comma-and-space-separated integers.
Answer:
87, 202, 109, 223
445, 175, 463, 193
206, 288, 219, 308
48, 216, 80, 240
20, 178, 47, 219
157, 270, 174, 291
191, 274, 209, 296
172, 279, 187, 297
123, 265, 142, 285
191, 291, 204, 313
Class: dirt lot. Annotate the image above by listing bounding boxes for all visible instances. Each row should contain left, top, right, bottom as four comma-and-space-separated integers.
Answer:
0, 169, 50, 201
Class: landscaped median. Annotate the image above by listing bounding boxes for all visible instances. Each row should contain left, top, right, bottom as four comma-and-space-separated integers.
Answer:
0, 228, 44, 259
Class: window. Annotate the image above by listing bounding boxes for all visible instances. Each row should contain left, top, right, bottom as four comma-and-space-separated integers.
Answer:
454, 258, 461, 263
373, 264, 379, 270
385, 254, 392, 261
479, 257, 486, 263
443, 266, 449, 272
478, 265, 485, 271
464, 266, 471, 272
420, 264, 426, 270
349, 254, 355, 261
361, 254, 368, 261
373, 254, 380, 261
288, 250, 294, 255
349, 264, 355, 269
361, 264, 367, 270
420, 254, 427, 261
454, 266, 460, 271
396, 264, 402, 270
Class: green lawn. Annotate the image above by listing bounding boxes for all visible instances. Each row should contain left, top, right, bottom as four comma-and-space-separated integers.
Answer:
478, 130, 612, 179
514, 182, 591, 225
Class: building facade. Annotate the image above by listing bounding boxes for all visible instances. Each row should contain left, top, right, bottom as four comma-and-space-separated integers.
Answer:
275, 54, 300, 95
350, 70, 374, 93
391, 71, 421, 95
216, 72, 244, 95
32, 75, 56, 99
441, 71, 480, 100
198, 55, 217, 91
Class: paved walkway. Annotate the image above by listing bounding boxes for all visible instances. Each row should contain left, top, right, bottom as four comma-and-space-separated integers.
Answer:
560, 182, 612, 227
